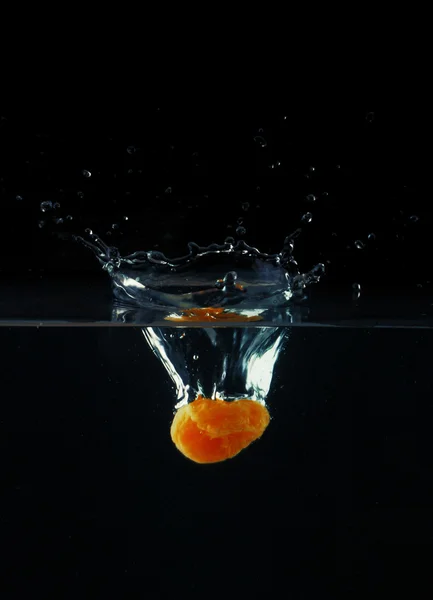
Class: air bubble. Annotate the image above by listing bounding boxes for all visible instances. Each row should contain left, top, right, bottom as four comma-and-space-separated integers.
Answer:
54, 217, 64, 225
165, 187, 172, 194
112, 223, 119, 230
66, 215, 73, 221
368, 233, 376, 241
236, 226, 246, 236
77, 191, 84, 198
354, 240, 365, 250
410, 215, 419, 222
38, 220, 45, 228
127, 146, 137, 154
366, 111, 375, 122
193, 354, 199, 361
225, 236, 235, 245
253, 135, 268, 148
309, 166, 315, 172
85, 228, 93, 235
53, 202, 60, 209
242, 202, 250, 211
305, 194, 316, 203
82, 169, 91, 178
237, 217, 244, 225
40, 201, 53, 212
301, 212, 312, 223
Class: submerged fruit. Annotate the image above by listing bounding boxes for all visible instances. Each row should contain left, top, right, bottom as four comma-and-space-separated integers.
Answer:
170, 395, 270, 464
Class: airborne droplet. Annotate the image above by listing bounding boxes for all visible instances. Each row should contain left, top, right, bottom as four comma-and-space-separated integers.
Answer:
354, 240, 365, 250
253, 135, 268, 148
82, 169, 92, 178
301, 212, 312, 223
40, 201, 53, 212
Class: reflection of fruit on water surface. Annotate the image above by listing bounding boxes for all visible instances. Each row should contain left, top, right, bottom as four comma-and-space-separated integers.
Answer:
164, 307, 263, 322
170, 396, 270, 464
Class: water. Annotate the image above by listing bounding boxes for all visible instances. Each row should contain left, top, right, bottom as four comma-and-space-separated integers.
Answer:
2, 324, 432, 591
2, 107, 431, 591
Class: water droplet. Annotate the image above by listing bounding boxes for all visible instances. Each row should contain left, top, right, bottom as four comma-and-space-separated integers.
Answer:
53, 202, 60, 209
112, 223, 119, 230
253, 135, 267, 148
40, 201, 53, 212
237, 217, 244, 225
242, 202, 250, 211
77, 191, 84, 198
123, 216, 129, 221
127, 146, 137, 154
127, 169, 133, 174
256, 186, 261, 192
322, 192, 329, 197
366, 111, 375, 123
38, 220, 45, 228
301, 212, 312, 223
82, 169, 91, 178
225, 236, 235, 245
16, 195, 23, 201
410, 215, 419, 222
368, 233, 376, 241
236, 226, 246, 236
354, 240, 365, 250
336, 164, 341, 169
193, 354, 199, 361
309, 166, 315, 172
276, 161, 281, 167
66, 215, 73, 221
305, 194, 316, 203
352, 283, 361, 291
54, 217, 64, 225
85, 228, 93, 235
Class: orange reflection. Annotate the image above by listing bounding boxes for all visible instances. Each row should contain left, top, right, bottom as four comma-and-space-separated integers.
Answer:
164, 307, 263, 322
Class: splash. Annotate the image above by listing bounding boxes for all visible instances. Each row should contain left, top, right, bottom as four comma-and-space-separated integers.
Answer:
73, 231, 324, 463
74, 231, 324, 324
142, 324, 287, 463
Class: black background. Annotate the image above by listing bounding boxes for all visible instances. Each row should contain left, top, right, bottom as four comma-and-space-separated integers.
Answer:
0, 102, 430, 288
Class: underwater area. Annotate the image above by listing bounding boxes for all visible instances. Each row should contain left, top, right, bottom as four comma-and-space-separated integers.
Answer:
0, 105, 431, 595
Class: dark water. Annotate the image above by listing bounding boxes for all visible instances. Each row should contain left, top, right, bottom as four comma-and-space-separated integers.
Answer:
1, 325, 431, 594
